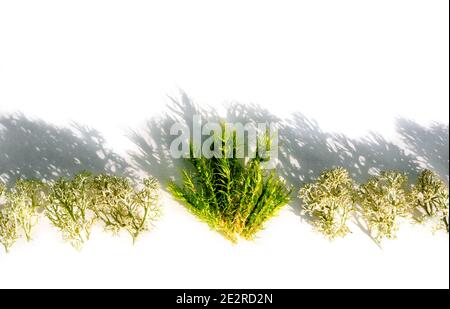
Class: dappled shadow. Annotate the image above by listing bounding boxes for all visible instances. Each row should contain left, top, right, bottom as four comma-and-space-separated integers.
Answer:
129, 93, 286, 186
280, 113, 422, 188
129, 92, 422, 194
396, 119, 449, 184
128, 94, 429, 241
226, 104, 421, 188
128, 92, 220, 186
225, 105, 422, 222
0, 113, 131, 186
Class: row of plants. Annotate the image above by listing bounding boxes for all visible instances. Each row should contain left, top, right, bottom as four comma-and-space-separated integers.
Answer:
0, 129, 448, 252
299, 168, 449, 243
169, 128, 448, 244
0, 173, 159, 252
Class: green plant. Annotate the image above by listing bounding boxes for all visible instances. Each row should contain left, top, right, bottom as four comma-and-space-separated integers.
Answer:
90, 175, 159, 243
357, 171, 410, 243
45, 172, 95, 250
6, 179, 47, 241
299, 168, 355, 239
409, 169, 449, 232
169, 126, 291, 242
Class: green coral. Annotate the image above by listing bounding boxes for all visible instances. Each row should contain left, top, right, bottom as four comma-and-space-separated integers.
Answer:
169, 125, 291, 242
409, 169, 449, 232
299, 168, 355, 239
358, 171, 410, 244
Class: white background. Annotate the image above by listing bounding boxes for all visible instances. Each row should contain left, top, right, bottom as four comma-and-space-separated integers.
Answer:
0, 0, 448, 288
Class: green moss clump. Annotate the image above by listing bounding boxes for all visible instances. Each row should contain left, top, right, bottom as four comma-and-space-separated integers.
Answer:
169, 126, 291, 242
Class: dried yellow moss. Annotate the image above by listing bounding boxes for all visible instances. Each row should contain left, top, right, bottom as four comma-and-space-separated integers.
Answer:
358, 171, 410, 243
410, 169, 449, 232
299, 168, 355, 239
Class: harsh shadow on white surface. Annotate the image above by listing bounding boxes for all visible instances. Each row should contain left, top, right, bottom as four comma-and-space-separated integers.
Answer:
128, 91, 221, 185
396, 118, 449, 185
127, 92, 443, 209
0, 113, 132, 187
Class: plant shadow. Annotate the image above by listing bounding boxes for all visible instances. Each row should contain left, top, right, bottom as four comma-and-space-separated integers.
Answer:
128, 91, 221, 186
396, 118, 449, 185
225, 103, 427, 244
128, 92, 434, 243
0, 113, 132, 188
226, 105, 422, 196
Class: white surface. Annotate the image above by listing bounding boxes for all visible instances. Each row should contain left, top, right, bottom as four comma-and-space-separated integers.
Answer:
0, 1, 448, 288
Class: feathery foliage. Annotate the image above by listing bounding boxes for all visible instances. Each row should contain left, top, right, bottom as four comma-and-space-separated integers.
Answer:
0, 179, 47, 252
409, 169, 449, 232
1, 183, 17, 252
6, 179, 47, 241
169, 125, 291, 242
91, 175, 159, 242
357, 171, 410, 243
0, 207, 17, 253
46, 172, 160, 249
299, 168, 355, 239
46, 172, 95, 250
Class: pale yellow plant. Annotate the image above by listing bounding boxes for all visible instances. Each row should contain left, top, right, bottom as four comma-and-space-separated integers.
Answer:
91, 175, 159, 243
7, 179, 47, 241
409, 169, 449, 232
357, 171, 410, 244
299, 168, 355, 239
